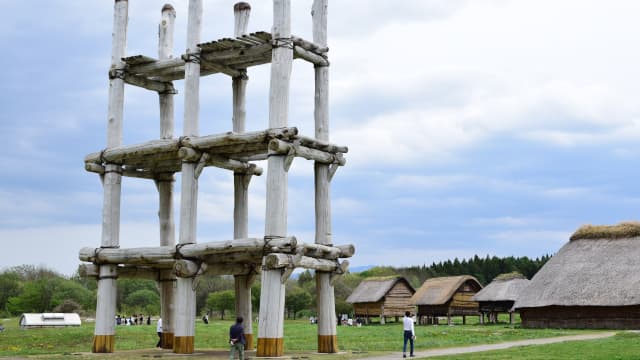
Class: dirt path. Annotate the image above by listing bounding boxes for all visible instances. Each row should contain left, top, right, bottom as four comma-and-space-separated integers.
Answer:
362, 332, 617, 360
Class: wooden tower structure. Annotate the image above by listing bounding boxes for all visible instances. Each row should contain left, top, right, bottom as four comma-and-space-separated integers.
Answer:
79, 0, 352, 356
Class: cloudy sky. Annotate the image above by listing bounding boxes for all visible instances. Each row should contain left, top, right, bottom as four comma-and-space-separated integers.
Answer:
1, 0, 639, 277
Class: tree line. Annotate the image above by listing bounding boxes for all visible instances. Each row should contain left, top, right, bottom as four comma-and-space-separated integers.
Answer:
0, 254, 550, 319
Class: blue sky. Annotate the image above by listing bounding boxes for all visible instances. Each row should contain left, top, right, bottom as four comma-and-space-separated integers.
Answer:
1, 0, 639, 276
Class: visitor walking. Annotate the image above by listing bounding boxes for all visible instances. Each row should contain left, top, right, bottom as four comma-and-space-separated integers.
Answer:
229, 316, 246, 360
402, 311, 415, 358
156, 318, 163, 348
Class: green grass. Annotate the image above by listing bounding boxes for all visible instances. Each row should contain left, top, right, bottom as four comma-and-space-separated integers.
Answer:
429, 332, 640, 360
0, 317, 604, 359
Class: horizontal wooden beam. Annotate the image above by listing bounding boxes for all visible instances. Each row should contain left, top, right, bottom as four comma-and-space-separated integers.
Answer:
268, 139, 346, 165
264, 253, 340, 272
293, 45, 328, 66
78, 263, 165, 280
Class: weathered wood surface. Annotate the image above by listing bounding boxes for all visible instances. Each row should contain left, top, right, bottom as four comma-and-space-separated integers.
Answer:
180, 237, 296, 257
264, 253, 342, 272
268, 139, 346, 165
259, 1, 292, 356
156, 11, 176, 323
174, 1, 202, 352
84, 127, 346, 178
302, 243, 354, 259
79, 237, 351, 268
122, 31, 327, 85
94, 0, 129, 352
79, 264, 161, 279
174, 259, 207, 278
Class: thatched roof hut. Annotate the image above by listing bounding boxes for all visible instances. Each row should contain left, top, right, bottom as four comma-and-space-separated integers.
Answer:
346, 276, 415, 324
514, 222, 640, 329
410, 275, 482, 325
472, 272, 530, 324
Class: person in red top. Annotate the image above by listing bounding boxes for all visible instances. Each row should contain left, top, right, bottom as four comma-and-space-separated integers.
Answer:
229, 316, 246, 360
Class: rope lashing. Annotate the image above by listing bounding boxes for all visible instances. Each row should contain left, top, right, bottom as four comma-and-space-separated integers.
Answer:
108, 68, 126, 80
182, 52, 201, 64
272, 37, 294, 50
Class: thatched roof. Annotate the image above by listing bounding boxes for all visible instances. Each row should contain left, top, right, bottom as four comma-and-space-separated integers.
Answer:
472, 274, 530, 302
570, 221, 640, 241
410, 275, 482, 306
346, 276, 414, 304
515, 222, 640, 309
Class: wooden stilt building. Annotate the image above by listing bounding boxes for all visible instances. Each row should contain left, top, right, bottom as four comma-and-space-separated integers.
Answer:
410, 275, 482, 325
346, 276, 416, 324
80, 1, 353, 356
472, 272, 530, 324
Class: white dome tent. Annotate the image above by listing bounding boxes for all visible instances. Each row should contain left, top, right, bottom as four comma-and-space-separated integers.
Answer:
19, 313, 81, 328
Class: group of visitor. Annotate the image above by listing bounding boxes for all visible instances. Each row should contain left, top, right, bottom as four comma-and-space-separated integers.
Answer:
115, 314, 151, 326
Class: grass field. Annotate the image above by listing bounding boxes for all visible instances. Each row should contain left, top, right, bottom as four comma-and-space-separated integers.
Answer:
430, 332, 640, 360
0, 316, 626, 359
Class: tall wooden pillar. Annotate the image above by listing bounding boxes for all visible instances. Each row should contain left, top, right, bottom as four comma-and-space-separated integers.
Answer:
157, 4, 177, 350
257, 0, 292, 357
93, 0, 128, 353
231, 2, 255, 351
174, 0, 202, 354
311, 0, 337, 353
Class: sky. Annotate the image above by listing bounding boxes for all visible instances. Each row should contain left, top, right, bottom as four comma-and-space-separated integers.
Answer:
1, 0, 639, 277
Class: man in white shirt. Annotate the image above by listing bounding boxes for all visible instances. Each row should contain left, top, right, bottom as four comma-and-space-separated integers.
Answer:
156, 318, 163, 348
402, 311, 415, 357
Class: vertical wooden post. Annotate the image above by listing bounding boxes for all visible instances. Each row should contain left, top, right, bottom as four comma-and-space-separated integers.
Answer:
174, 0, 202, 354
509, 311, 514, 324
157, 3, 176, 350
93, 0, 128, 353
311, 0, 336, 353
232, 2, 254, 350
257, 0, 291, 357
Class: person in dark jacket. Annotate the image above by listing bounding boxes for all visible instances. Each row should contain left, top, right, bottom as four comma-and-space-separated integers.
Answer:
229, 316, 246, 360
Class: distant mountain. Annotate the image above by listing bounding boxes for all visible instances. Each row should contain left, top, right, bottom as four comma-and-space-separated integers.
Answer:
348, 265, 374, 273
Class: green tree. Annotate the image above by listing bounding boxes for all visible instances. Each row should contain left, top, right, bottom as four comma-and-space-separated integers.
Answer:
285, 288, 311, 319
53, 299, 82, 313
7, 278, 58, 314
251, 282, 261, 313
359, 266, 397, 278
0, 271, 21, 315
197, 275, 234, 315
117, 278, 157, 312
53, 278, 95, 311
124, 289, 160, 314
207, 290, 235, 320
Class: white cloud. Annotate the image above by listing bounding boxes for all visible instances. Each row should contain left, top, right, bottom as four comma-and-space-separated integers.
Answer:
488, 229, 569, 250
329, 1, 640, 169
470, 216, 541, 227
389, 175, 473, 190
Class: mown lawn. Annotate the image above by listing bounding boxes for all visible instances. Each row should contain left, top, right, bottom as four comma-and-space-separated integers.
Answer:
0, 316, 601, 359
430, 332, 640, 360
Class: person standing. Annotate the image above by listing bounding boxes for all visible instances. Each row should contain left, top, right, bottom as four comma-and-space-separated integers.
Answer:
402, 311, 415, 358
229, 316, 246, 360
156, 318, 163, 348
